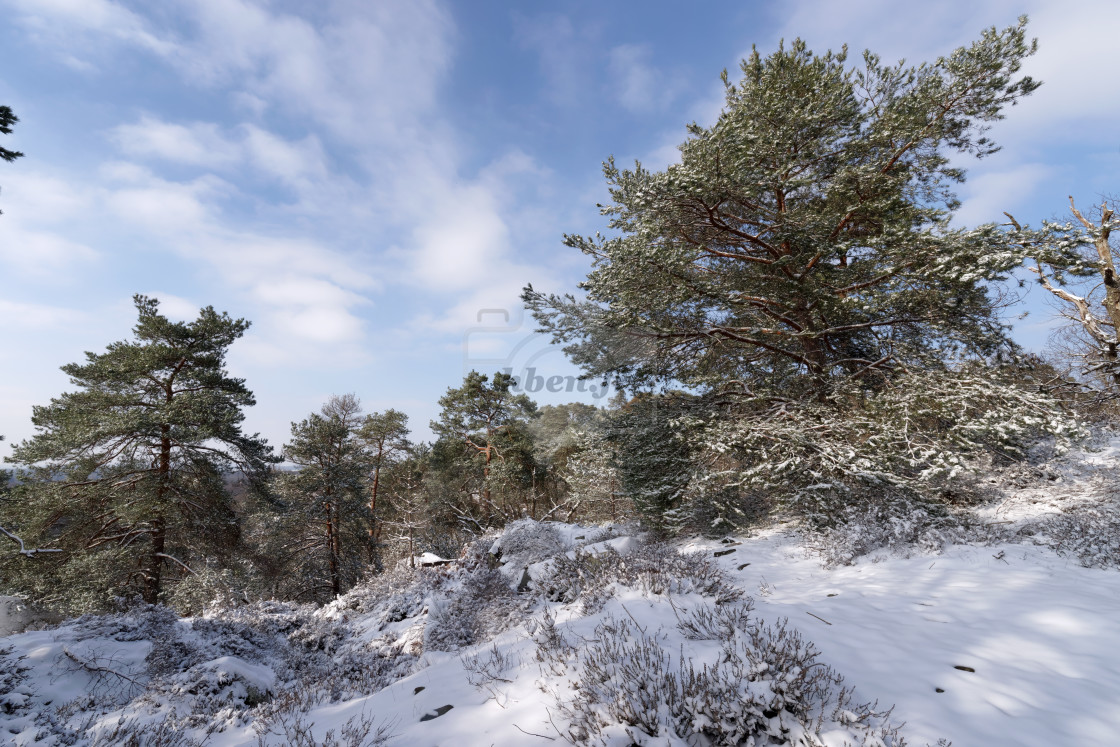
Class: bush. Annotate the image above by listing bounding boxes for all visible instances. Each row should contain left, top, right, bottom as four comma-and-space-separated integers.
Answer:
424, 567, 528, 651
543, 605, 902, 746
799, 492, 970, 567
538, 539, 743, 611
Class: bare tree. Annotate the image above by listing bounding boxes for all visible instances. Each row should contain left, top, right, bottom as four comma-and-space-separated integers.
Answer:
1008, 197, 1120, 388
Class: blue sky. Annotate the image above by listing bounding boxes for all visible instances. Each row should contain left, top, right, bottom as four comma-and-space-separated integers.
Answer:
1, 0, 1118, 455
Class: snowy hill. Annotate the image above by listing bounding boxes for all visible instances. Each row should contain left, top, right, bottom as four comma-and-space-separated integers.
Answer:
3, 438, 1120, 746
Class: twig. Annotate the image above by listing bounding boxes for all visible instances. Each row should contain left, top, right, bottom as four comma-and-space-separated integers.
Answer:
62, 647, 145, 690
1, 525, 62, 557
543, 706, 568, 742
155, 552, 198, 576
618, 602, 648, 635
513, 723, 556, 741
806, 611, 832, 626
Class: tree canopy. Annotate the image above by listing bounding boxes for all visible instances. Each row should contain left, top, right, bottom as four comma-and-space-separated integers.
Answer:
1, 296, 275, 611
526, 19, 1041, 397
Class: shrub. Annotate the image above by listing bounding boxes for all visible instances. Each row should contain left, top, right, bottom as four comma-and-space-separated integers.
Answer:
538, 539, 743, 611
548, 605, 902, 746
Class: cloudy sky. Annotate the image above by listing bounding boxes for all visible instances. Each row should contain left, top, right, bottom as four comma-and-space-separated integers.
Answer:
1, 0, 1117, 455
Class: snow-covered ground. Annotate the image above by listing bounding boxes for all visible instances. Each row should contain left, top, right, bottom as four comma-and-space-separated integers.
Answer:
3, 438, 1120, 746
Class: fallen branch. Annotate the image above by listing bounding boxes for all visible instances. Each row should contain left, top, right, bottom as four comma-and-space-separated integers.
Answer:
513, 723, 556, 741
806, 611, 832, 626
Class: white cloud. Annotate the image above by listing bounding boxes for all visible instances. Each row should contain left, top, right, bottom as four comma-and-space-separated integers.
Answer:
954, 163, 1053, 227
0, 173, 100, 277
4, 0, 559, 367
6, 0, 178, 64
608, 44, 683, 113
0, 299, 87, 330
111, 117, 243, 168
142, 292, 199, 321
110, 117, 330, 188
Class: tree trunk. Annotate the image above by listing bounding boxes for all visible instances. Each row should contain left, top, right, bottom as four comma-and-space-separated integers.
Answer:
368, 461, 381, 559
325, 492, 340, 597
1071, 200, 1120, 381
143, 517, 165, 604
482, 446, 492, 505
144, 419, 173, 604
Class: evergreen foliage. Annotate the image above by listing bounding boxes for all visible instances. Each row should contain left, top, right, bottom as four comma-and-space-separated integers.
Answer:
430, 371, 539, 527
0, 296, 275, 612
525, 19, 1042, 395
0, 105, 22, 163
356, 409, 411, 562
1, 104, 24, 215
273, 394, 370, 602
607, 394, 694, 529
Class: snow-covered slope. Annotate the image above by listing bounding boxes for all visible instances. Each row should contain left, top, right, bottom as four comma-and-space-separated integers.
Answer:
4, 437, 1120, 746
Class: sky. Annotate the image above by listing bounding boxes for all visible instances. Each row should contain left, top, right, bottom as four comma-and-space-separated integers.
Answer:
1, 0, 1118, 457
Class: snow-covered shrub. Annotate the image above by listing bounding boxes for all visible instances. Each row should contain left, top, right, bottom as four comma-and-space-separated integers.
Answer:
163, 564, 251, 615
675, 598, 755, 640
0, 645, 31, 716
540, 539, 743, 611
461, 642, 519, 694
682, 369, 1083, 533
800, 491, 970, 567
424, 567, 529, 651
488, 518, 566, 568
552, 607, 901, 746
1032, 493, 1120, 569
253, 707, 394, 747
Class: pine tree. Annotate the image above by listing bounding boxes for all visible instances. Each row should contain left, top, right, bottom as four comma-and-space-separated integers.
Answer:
2, 296, 275, 611
430, 371, 538, 524
356, 409, 410, 557
1, 435, 59, 559
525, 20, 1041, 397
276, 394, 370, 600
1, 105, 24, 215
382, 447, 432, 569
608, 394, 695, 530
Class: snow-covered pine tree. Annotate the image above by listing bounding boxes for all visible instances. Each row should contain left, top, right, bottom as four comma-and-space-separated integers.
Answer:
607, 394, 695, 531
561, 426, 627, 522
524, 19, 1081, 530
1, 296, 275, 612
382, 448, 432, 568
525, 19, 1041, 396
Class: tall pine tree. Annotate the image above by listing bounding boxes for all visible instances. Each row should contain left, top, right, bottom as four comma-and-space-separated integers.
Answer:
525, 20, 1041, 397
274, 394, 370, 600
2, 296, 274, 612
431, 371, 537, 525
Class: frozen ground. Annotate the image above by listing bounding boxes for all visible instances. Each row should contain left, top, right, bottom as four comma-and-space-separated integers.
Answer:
3, 437, 1120, 746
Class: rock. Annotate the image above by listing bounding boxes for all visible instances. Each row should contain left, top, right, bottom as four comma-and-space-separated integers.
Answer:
420, 705, 454, 722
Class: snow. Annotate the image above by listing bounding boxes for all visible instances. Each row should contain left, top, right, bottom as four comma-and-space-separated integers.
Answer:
3, 439, 1120, 745
689, 533, 1120, 746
